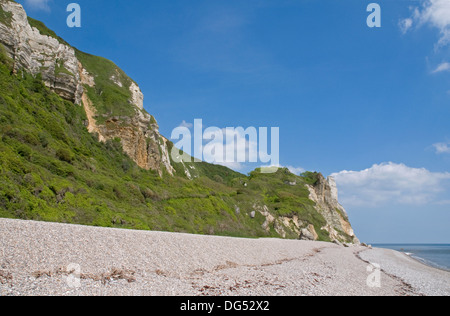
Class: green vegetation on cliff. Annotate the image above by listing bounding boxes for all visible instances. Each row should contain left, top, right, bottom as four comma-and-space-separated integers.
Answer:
75, 50, 137, 122
3, 0, 350, 242
0, 5, 12, 27
0, 43, 332, 239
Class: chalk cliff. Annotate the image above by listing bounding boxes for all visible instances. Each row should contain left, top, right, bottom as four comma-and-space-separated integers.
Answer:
253, 173, 358, 244
306, 175, 359, 244
0, 0, 82, 103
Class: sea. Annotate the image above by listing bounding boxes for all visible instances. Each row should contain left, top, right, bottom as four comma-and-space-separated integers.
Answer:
374, 244, 450, 272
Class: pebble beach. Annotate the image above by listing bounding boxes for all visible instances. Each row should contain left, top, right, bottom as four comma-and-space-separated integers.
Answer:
1, 218, 449, 296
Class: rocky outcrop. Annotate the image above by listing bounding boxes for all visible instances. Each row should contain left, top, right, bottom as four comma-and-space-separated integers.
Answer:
0, 0, 82, 104
251, 175, 359, 243
129, 82, 144, 110
255, 205, 302, 240
300, 225, 319, 241
306, 175, 359, 244
0, 0, 175, 176
97, 109, 174, 176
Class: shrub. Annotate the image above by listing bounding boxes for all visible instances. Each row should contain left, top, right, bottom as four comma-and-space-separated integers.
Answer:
113, 186, 124, 199
122, 159, 132, 173
38, 133, 49, 148
301, 171, 321, 185
17, 145, 32, 159
24, 132, 40, 146
0, 43, 13, 69
56, 148, 74, 163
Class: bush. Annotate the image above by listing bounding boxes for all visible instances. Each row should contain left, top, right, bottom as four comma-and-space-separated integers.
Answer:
301, 171, 321, 185
56, 148, 74, 163
0, 44, 13, 70
38, 133, 49, 148
17, 145, 32, 159
113, 186, 124, 199
24, 132, 40, 146
122, 159, 132, 173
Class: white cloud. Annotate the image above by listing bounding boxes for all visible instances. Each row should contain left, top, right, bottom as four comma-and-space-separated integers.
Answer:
331, 162, 450, 207
433, 142, 450, 154
436, 199, 450, 205
178, 120, 193, 129
24, 0, 51, 11
401, 0, 450, 47
399, 18, 413, 34
171, 122, 280, 172
214, 161, 244, 170
202, 127, 259, 166
286, 166, 306, 175
432, 62, 450, 73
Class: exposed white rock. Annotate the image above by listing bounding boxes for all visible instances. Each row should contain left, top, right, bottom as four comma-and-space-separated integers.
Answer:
300, 225, 319, 241
0, 0, 82, 104
257, 205, 275, 232
159, 136, 175, 176
110, 74, 123, 87
79, 63, 95, 87
327, 176, 339, 202
254, 204, 304, 238
306, 174, 359, 244
181, 161, 193, 180
129, 81, 144, 110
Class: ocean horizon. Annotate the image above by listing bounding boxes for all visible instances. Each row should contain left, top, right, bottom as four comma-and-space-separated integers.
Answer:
374, 244, 450, 272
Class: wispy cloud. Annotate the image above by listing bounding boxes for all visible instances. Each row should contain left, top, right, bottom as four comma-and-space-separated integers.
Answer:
433, 142, 450, 154
202, 127, 259, 166
24, 0, 51, 12
400, 0, 450, 48
432, 62, 450, 73
178, 120, 193, 129
331, 162, 450, 207
286, 166, 306, 175
399, 18, 413, 34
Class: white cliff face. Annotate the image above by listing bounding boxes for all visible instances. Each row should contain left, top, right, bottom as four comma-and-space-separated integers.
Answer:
0, 0, 83, 104
327, 176, 339, 202
306, 174, 359, 244
129, 82, 144, 110
159, 136, 175, 176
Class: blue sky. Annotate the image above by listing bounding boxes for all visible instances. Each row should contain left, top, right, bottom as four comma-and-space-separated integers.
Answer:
18, 0, 450, 243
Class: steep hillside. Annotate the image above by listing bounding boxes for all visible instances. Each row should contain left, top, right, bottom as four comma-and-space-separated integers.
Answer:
0, 0, 358, 243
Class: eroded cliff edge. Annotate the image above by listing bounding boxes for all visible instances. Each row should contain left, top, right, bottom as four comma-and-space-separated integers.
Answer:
306, 175, 359, 244
251, 172, 359, 244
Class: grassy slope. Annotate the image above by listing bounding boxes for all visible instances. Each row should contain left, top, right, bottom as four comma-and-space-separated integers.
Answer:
0, 9, 332, 240
0, 5, 12, 27
75, 50, 138, 123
